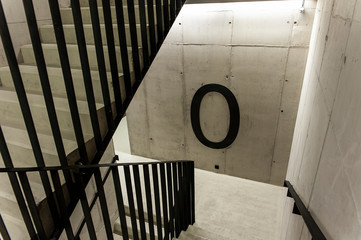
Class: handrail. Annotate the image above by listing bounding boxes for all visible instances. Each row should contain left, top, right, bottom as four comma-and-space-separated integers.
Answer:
0, 160, 194, 173
284, 181, 327, 240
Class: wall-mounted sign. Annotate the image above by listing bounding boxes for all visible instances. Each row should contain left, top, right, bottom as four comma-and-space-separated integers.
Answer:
190, 84, 240, 149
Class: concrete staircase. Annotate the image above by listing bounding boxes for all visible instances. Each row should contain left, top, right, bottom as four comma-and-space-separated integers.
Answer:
0, 1, 153, 238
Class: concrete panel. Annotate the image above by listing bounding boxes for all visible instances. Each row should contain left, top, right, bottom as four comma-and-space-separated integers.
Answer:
295, 83, 330, 204
331, 21, 361, 162
226, 46, 287, 183
183, 45, 232, 173
310, 167, 361, 240
231, 2, 295, 46
182, 5, 233, 45
270, 48, 308, 185
291, 8, 315, 46
146, 44, 186, 160
126, 83, 151, 156
319, 17, 351, 112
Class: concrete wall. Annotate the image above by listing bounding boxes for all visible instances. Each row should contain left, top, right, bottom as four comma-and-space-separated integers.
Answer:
0, 0, 70, 67
127, 0, 316, 185
284, 0, 361, 239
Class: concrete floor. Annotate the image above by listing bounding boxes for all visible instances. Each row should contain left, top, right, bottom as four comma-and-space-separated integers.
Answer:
113, 117, 287, 240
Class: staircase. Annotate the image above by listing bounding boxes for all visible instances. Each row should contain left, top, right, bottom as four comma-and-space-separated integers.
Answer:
0, 0, 182, 238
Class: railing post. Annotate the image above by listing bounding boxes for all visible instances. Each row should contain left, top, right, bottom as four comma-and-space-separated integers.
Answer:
0, 214, 11, 240
111, 166, 130, 240
88, 0, 115, 130
74, 172, 97, 240
71, 0, 103, 151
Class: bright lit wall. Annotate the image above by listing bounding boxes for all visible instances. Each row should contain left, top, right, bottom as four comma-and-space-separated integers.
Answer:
127, 0, 316, 185
284, 0, 361, 239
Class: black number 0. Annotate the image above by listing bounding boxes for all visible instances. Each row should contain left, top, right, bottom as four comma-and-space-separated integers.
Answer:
190, 84, 240, 149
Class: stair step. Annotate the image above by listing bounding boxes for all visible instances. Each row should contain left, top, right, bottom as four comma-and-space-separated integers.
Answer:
0, 88, 107, 139
78, 0, 139, 7
114, 215, 160, 240
178, 230, 206, 240
0, 65, 126, 103
188, 225, 231, 240
21, 43, 143, 73
39, 23, 151, 47
60, 5, 156, 25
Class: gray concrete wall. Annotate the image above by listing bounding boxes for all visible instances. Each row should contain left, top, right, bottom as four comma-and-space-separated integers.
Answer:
127, 0, 316, 185
0, 0, 70, 68
284, 0, 361, 239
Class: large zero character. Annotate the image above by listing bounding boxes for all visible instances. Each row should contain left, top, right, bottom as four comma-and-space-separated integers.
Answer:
190, 84, 240, 149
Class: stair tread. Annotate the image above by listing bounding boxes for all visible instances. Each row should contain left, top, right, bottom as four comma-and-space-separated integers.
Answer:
188, 225, 231, 240
0, 64, 117, 79
0, 87, 104, 113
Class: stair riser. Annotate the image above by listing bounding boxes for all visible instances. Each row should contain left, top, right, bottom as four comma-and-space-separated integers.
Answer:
61, 5, 156, 25
21, 45, 143, 73
0, 68, 123, 104
39, 24, 149, 48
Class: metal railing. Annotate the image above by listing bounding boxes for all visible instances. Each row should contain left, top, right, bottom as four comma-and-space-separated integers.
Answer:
284, 181, 327, 240
0, 159, 195, 239
0, 0, 186, 238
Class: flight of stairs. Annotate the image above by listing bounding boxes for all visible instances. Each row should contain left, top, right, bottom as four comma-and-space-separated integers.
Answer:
0, 0, 157, 238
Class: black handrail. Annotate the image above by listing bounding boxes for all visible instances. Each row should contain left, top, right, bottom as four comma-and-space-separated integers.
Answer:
284, 181, 327, 240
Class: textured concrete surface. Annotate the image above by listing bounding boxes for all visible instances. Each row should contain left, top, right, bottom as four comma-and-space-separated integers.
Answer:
285, 0, 361, 239
127, 0, 315, 185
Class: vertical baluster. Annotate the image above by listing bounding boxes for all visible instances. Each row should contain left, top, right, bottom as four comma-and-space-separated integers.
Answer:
160, 164, 169, 240
177, 162, 186, 230
152, 164, 163, 240
0, 2, 59, 226
48, 0, 89, 164
170, 0, 175, 24
124, 165, 139, 240
138, 0, 150, 70
163, 0, 169, 34
88, 0, 115, 130
22, 0, 73, 188
114, 0, 133, 104
146, 0, 157, 59
0, 126, 36, 238
133, 165, 147, 239
0, 214, 10, 240
143, 164, 155, 239
127, 0, 142, 84
176, 0, 181, 14
71, 0, 103, 151
167, 163, 174, 238
155, 0, 163, 47
190, 161, 195, 224
18, 172, 47, 239
51, 170, 75, 240
75, 173, 97, 240
172, 162, 180, 236
102, 0, 123, 114
112, 167, 129, 239
184, 163, 191, 226
94, 168, 113, 239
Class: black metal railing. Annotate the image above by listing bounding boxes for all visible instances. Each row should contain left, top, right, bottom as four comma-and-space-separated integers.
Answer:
0, 0, 186, 238
284, 181, 327, 240
0, 159, 195, 239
